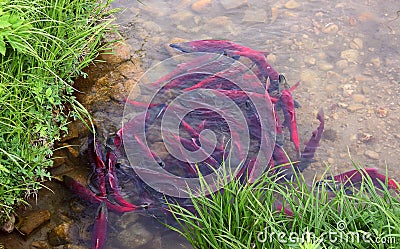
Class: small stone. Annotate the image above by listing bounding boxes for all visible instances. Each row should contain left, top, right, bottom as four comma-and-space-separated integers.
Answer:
270, 7, 279, 24
318, 61, 334, 71
375, 107, 388, 117
370, 57, 381, 67
350, 38, 363, 49
48, 222, 75, 246
336, 60, 348, 69
284, 0, 300, 9
66, 146, 79, 158
364, 150, 379, 160
340, 49, 360, 63
191, 0, 211, 12
359, 132, 373, 143
98, 42, 131, 64
304, 56, 316, 65
220, 0, 247, 9
347, 104, 364, 112
243, 9, 267, 23
322, 23, 339, 34
0, 213, 15, 233
16, 210, 51, 236
327, 158, 335, 164
351, 94, 366, 103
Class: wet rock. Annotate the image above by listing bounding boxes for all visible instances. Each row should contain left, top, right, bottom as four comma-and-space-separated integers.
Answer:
351, 94, 366, 103
117, 212, 140, 230
31, 240, 51, 249
143, 21, 162, 33
350, 38, 363, 50
0, 213, 15, 233
207, 16, 238, 35
220, 0, 247, 9
375, 107, 388, 118
317, 61, 334, 71
359, 132, 373, 143
322, 23, 339, 34
16, 210, 50, 236
243, 9, 267, 23
270, 7, 279, 24
304, 56, 316, 65
340, 49, 359, 63
98, 42, 131, 64
364, 150, 379, 160
48, 222, 76, 246
336, 59, 348, 69
284, 0, 300, 9
191, 0, 212, 12
347, 104, 364, 112
117, 222, 153, 248
370, 57, 381, 67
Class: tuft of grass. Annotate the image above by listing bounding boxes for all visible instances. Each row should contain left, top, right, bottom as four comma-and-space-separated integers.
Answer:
0, 0, 118, 220
166, 161, 400, 249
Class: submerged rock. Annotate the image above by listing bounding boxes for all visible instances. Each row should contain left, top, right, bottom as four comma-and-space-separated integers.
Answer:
98, 42, 131, 64
16, 210, 51, 236
220, 0, 247, 9
116, 222, 153, 248
48, 222, 77, 246
0, 213, 15, 233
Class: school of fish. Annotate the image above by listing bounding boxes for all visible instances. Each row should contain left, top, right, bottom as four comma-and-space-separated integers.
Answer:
63, 40, 399, 249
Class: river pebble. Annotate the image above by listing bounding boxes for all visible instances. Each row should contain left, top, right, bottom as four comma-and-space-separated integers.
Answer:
191, 0, 212, 12
220, 0, 247, 9
340, 49, 360, 63
303, 56, 316, 65
347, 104, 364, 112
98, 42, 131, 64
116, 222, 153, 248
284, 0, 300, 9
317, 61, 334, 71
335, 59, 348, 69
243, 8, 267, 23
350, 38, 363, 50
321, 23, 339, 34
370, 57, 381, 67
351, 94, 366, 103
300, 69, 319, 86
364, 150, 379, 160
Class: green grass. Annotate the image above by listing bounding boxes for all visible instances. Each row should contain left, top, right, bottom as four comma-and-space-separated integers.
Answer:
166, 161, 400, 249
0, 0, 118, 220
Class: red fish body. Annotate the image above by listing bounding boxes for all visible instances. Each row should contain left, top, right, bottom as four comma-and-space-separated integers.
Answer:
106, 152, 138, 209
279, 82, 300, 156
332, 168, 399, 191
63, 176, 138, 213
91, 202, 108, 249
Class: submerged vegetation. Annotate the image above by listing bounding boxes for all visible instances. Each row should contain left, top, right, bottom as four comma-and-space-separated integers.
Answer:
0, 0, 117, 219
167, 162, 400, 249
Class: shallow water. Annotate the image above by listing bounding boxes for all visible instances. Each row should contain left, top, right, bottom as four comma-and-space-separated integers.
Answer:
1, 0, 399, 248
103, 0, 400, 248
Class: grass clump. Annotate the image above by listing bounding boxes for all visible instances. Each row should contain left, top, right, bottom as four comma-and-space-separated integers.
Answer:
0, 0, 117, 219
167, 162, 400, 249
